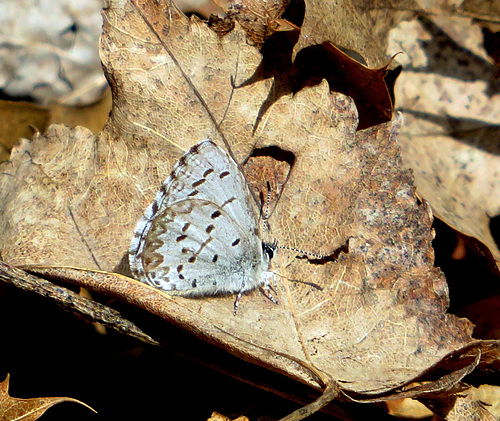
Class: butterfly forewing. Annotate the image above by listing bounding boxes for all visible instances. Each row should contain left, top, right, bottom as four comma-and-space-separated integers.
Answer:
162, 141, 258, 230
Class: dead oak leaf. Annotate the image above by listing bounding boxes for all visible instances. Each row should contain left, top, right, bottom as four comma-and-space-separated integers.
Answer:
0, 374, 95, 421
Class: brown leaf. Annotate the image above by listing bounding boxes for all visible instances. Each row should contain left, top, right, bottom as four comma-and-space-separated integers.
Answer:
294, 0, 408, 66
0, 90, 111, 162
207, 412, 249, 421
293, 42, 398, 130
389, 14, 500, 274
0, 374, 95, 421
0, 0, 494, 419
421, 385, 498, 421
0, 101, 50, 162
0, 261, 158, 346
216, 0, 399, 130
227, 0, 294, 45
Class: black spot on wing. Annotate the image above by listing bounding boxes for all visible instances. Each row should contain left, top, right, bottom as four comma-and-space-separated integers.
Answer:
188, 256, 196, 263
203, 168, 214, 177
182, 223, 190, 232
206, 224, 215, 234
232, 238, 241, 246
176, 235, 187, 242
188, 190, 199, 197
192, 179, 206, 188
178, 155, 188, 167
221, 197, 236, 208
211, 211, 221, 219
219, 171, 230, 179
212, 254, 218, 263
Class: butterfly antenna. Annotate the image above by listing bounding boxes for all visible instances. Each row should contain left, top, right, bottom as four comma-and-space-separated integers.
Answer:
260, 182, 329, 260
261, 180, 272, 233
265, 180, 272, 218
277, 245, 327, 260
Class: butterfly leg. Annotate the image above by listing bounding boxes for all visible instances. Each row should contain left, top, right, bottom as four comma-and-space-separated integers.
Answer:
233, 280, 247, 315
262, 272, 278, 305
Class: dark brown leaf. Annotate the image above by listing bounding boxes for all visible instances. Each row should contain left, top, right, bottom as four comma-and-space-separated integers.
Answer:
0, 374, 95, 421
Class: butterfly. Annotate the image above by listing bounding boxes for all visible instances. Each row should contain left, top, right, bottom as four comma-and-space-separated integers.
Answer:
129, 140, 277, 313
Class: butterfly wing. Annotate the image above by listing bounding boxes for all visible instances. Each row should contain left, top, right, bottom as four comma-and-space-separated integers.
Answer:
129, 140, 270, 296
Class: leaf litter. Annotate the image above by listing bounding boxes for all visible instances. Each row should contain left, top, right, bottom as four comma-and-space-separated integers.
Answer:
0, 374, 95, 421
0, 0, 499, 419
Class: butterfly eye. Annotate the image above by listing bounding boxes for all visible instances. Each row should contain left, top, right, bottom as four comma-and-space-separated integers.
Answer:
263, 242, 276, 259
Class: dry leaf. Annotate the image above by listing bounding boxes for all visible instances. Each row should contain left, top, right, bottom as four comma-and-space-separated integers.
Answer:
468, 385, 500, 419
214, 0, 397, 130
0, 101, 51, 162
0, 89, 112, 162
227, 0, 294, 45
0, 261, 157, 345
207, 411, 249, 421
0, 374, 95, 421
293, 42, 399, 130
385, 397, 433, 418
174, 0, 226, 18
388, 14, 500, 274
421, 389, 497, 421
0, 1, 498, 420
457, 295, 500, 339
293, 0, 406, 65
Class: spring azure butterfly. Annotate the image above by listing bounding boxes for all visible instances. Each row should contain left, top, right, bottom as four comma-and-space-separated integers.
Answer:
129, 140, 276, 313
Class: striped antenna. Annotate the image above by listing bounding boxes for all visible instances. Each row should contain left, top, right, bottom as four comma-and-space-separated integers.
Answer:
261, 180, 272, 233
277, 245, 327, 260
265, 180, 272, 220
261, 181, 330, 260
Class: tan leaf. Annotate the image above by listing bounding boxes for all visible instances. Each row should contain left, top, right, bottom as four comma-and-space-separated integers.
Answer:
0, 90, 111, 162
293, 42, 398, 130
388, 14, 500, 274
294, 0, 408, 66
420, 386, 498, 421
215, 0, 398, 130
207, 412, 249, 421
227, 0, 293, 45
0, 1, 495, 420
0, 374, 95, 421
